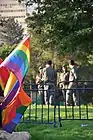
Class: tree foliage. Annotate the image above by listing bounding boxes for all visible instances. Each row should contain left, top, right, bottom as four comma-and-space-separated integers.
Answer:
29, 30, 63, 79
17, 0, 93, 81
20, 0, 93, 62
0, 45, 14, 60
0, 18, 24, 46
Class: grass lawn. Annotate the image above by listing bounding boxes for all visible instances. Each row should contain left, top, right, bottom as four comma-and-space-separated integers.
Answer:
17, 120, 93, 140
16, 104, 93, 140
22, 104, 93, 122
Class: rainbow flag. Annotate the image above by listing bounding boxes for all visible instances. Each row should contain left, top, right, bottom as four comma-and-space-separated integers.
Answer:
0, 35, 32, 133
0, 59, 9, 91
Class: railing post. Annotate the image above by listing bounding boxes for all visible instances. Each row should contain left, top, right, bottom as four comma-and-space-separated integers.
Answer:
53, 85, 56, 127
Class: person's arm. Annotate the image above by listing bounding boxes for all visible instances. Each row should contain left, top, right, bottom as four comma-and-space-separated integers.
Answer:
72, 69, 77, 81
42, 69, 48, 82
36, 75, 41, 84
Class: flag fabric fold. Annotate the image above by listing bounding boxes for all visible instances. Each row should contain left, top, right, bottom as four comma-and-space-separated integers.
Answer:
0, 35, 30, 84
0, 35, 32, 133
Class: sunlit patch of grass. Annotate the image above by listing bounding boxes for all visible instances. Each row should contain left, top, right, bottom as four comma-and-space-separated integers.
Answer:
22, 105, 93, 122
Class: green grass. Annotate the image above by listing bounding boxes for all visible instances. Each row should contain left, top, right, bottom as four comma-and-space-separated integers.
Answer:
16, 104, 93, 140
22, 104, 93, 122
17, 120, 93, 140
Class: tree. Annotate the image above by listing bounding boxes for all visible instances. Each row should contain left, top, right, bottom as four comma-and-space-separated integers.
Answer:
20, 0, 93, 63
29, 30, 60, 79
18, 0, 93, 82
0, 45, 14, 60
0, 18, 24, 46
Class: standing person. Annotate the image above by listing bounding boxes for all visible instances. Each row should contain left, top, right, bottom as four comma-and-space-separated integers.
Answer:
43, 60, 57, 105
36, 67, 43, 86
66, 60, 78, 106
60, 65, 69, 101
36, 67, 45, 104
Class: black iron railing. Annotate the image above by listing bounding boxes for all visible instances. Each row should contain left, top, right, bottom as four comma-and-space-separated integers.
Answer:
22, 81, 93, 127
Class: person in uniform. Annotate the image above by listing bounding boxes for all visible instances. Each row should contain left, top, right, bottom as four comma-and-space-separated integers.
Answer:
60, 65, 69, 101
43, 60, 57, 105
66, 60, 78, 106
36, 67, 45, 104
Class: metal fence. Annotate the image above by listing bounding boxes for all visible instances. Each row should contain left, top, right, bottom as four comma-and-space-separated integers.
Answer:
22, 81, 93, 127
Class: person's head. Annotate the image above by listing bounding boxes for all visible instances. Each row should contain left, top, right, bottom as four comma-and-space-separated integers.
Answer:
38, 67, 43, 73
62, 65, 68, 72
46, 60, 52, 67
69, 60, 75, 68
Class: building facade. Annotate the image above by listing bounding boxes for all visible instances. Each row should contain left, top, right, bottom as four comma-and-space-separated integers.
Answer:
0, 0, 27, 32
